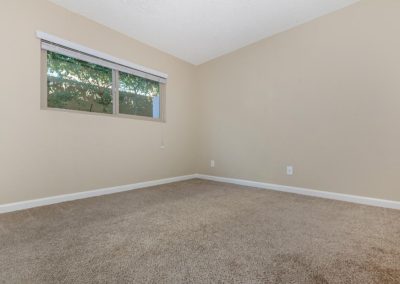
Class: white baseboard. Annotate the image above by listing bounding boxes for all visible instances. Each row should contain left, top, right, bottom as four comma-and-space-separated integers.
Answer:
196, 174, 400, 210
1, 173, 399, 214
0, 174, 197, 214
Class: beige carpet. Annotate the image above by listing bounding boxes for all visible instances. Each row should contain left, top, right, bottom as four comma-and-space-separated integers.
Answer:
0, 179, 399, 283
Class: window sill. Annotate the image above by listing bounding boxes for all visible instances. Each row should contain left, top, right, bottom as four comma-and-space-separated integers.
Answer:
40, 107, 166, 123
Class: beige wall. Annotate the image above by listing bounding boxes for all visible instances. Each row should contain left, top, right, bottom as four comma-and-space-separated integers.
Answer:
196, 0, 400, 202
2, 0, 400, 205
0, 0, 199, 204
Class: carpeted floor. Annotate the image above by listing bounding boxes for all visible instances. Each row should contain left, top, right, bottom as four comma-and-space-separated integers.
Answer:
1, 179, 399, 283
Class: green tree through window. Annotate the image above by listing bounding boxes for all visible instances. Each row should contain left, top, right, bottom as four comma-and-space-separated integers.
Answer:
45, 50, 163, 119
119, 72, 160, 118
47, 51, 113, 114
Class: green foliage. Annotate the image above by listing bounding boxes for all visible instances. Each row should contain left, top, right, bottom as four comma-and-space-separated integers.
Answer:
119, 72, 160, 117
47, 51, 113, 113
46, 51, 160, 117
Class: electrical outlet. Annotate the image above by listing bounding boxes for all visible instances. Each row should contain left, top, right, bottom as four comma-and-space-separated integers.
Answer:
210, 160, 215, 168
286, 166, 294, 176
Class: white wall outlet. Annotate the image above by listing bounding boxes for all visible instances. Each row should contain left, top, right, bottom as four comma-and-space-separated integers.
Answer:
286, 166, 294, 176
210, 160, 215, 168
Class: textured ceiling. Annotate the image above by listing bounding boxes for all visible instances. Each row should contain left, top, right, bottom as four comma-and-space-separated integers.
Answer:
49, 0, 360, 65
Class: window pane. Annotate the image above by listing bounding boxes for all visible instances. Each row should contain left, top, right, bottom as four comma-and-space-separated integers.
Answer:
119, 72, 160, 119
47, 51, 113, 114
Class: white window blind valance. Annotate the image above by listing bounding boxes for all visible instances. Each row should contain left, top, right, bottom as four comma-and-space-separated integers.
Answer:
37, 31, 168, 84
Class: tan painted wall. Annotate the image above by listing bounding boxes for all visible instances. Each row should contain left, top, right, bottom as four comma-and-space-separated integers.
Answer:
196, 0, 400, 201
0, 0, 199, 204
2, 0, 399, 205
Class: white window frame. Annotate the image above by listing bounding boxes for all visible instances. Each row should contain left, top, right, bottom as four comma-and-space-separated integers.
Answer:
38, 31, 167, 122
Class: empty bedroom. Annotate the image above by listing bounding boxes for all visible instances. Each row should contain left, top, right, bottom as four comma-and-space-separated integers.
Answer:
0, 0, 399, 283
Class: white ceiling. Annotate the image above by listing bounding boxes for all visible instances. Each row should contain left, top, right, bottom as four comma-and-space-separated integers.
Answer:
49, 0, 359, 65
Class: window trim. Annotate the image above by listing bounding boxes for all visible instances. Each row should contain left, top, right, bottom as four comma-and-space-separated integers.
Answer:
39, 34, 167, 122
37, 31, 168, 81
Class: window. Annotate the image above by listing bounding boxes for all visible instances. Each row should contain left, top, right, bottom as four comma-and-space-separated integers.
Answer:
47, 51, 113, 114
119, 71, 161, 119
40, 35, 166, 121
